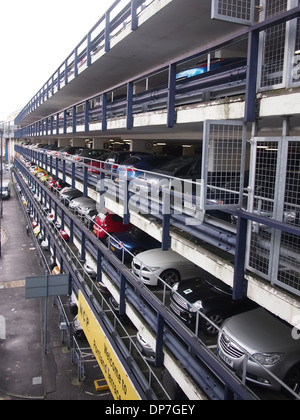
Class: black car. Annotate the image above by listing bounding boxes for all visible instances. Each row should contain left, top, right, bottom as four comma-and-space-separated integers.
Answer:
104, 151, 150, 175
59, 188, 83, 206
170, 274, 257, 336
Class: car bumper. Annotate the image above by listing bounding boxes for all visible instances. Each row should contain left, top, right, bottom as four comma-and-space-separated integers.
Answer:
132, 263, 160, 286
169, 299, 195, 326
217, 334, 284, 391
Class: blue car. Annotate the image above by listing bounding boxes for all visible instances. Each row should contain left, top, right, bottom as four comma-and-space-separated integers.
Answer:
118, 154, 173, 181
109, 227, 161, 262
176, 57, 246, 81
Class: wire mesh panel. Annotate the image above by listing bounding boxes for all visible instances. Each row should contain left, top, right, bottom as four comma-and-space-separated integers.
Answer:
247, 137, 300, 297
202, 120, 246, 211
259, 0, 300, 89
247, 140, 278, 278
211, 0, 255, 25
260, 0, 288, 88
275, 141, 300, 294
292, 17, 300, 84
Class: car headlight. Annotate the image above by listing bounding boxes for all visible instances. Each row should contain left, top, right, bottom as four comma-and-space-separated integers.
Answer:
253, 353, 285, 366
284, 211, 297, 224
149, 267, 161, 272
190, 300, 203, 313
172, 283, 180, 292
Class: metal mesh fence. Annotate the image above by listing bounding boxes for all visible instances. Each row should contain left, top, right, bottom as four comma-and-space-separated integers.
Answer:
247, 141, 278, 277
211, 0, 254, 24
247, 138, 300, 296
276, 142, 300, 293
203, 121, 246, 210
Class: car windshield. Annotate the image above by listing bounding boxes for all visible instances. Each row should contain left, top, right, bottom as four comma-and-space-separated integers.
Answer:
155, 155, 202, 175
203, 277, 232, 296
123, 156, 141, 165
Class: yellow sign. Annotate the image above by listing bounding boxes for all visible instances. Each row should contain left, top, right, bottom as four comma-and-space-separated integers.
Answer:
78, 291, 141, 400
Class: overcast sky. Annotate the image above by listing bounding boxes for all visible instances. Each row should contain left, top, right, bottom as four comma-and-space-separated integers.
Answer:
0, 0, 114, 122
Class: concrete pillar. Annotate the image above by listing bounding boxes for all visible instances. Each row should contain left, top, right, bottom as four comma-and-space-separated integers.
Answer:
129, 139, 154, 153
71, 138, 86, 147
93, 138, 110, 150
58, 138, 70, 147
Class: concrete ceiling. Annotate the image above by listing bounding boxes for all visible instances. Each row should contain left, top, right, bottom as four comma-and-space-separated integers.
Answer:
19, 0, 248, 127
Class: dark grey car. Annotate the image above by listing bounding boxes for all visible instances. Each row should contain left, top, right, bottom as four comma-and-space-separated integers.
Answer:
218, 308, 300, 393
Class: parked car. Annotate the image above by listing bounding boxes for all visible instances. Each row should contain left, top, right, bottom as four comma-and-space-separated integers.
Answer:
218, 308, 300, 393
46, 176, 58, 190
69, 196, 95, 214
54, 179, 69, 191
176, 57, 247, 81
59, 229, 70, 242
117, 154, 173, 181
170, 275, 257, 335
59, 146, 84, 159
33, 166, 45, 176
132, 249, 202, 287
59, 188, 83, 206
2, 181, 11, 199
73, 315, 85, 340
40, 172, 50, 183
104, 151, 150, 175
73, 148, 105, 164
92, 209, 131, 241
135, 154, 202, 196
87, 153, 110, 175
136, 331, 156, 364
109, 226, 161, 262
77, 198, 97, 218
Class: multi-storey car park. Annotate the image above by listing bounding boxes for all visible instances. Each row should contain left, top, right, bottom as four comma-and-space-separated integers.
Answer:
5, 0, 300, 400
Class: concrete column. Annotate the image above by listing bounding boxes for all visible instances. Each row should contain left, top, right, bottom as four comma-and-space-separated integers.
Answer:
129, 139, 154, 153
71, 138, 86, 147
58, 138, 70, 147
93, 138, 110, 150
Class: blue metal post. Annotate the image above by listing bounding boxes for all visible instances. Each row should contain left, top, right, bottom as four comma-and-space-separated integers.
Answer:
105, 12, 110, 53
245, 29, 259, 122
87, 32, 92, 67
71, 163, 76, 188
167, 63, 177, 128
63, 110, 67, 135
102, 93, 107, 132
81, 232, 86, 261
72, 105, 76, 134
74, 48, 78, 78
85, 100, 89, 133
97, 248, 102, 284
119, 274, 126, 317
162, 190, 171, 251
131, 0, 138, 31
155, 314, 165, 367
83, 166, 88, 197
56, 112, 59, 135
127, 81, 133, 130
232, 215, 248, 300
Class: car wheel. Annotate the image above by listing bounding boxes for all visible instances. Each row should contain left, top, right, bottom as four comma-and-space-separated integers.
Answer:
284, 364, 300, 395
160, 269, 181, 286
201, 312, 225, 336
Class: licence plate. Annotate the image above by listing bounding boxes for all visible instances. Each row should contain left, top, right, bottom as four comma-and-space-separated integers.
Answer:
170, 303, 181, 317
218, 349, 234, 368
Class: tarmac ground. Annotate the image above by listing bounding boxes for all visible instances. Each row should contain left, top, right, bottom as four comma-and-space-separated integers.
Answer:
0, 171, 113, 401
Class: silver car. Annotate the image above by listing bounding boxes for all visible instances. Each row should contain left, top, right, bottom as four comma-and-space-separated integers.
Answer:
218, 308, 300, 393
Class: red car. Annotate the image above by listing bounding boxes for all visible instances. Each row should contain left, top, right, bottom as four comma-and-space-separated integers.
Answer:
93, 210, 131, 240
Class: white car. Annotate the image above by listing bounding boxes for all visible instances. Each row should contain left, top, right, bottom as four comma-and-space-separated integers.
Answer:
132, 249, 201, 286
